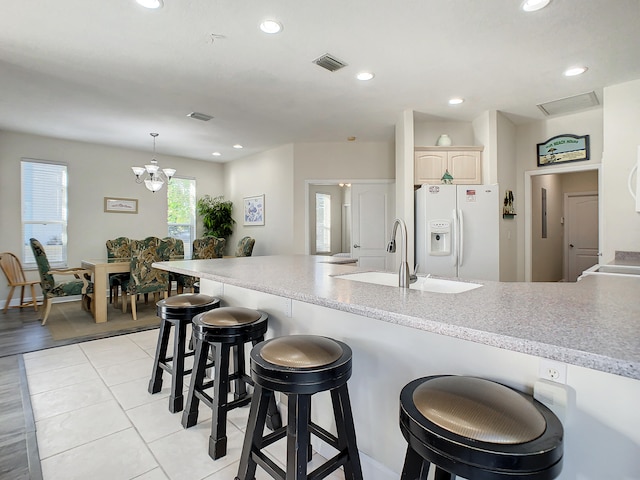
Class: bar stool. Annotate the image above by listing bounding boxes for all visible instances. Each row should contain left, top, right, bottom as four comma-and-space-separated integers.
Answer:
148, 293, 220, 413
399, 375, 564, 480
181, 307, 281, 460
236, 335, 363, 480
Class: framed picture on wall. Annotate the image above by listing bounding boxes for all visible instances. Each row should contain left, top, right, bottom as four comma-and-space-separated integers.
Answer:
104, 197, 138, 214
537, 134, 590, 166
243, 194, 265, 225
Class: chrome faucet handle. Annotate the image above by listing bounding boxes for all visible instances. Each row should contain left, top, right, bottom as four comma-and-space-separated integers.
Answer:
410, 263, 419, 284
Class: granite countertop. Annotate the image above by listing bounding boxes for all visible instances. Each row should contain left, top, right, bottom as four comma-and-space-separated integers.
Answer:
154, 255, 640, 380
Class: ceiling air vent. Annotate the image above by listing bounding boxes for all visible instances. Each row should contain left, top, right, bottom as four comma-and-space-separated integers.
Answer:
537, 91, 599, 117
313, 53, 348, 72
187, 112, 214, 121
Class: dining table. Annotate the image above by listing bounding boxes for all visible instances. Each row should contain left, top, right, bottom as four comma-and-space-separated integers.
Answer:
81, 258, 129, 323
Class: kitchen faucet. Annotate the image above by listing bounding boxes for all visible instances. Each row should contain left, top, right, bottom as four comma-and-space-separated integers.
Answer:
387, 218, 418, 288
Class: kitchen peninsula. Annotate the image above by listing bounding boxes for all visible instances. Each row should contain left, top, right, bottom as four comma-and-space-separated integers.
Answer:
154, 255, 640, 480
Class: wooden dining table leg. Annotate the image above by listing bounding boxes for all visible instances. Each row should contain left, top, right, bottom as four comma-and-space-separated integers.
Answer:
92, 264, 108, 323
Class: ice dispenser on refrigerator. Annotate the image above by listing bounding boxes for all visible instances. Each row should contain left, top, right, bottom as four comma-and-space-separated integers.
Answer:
428, 220, 451, 256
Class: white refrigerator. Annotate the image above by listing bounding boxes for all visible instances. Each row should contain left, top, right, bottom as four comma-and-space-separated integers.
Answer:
415, 184, 500, 281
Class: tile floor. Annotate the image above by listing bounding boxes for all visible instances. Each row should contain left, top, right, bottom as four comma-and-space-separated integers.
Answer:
23, 329, 346, 480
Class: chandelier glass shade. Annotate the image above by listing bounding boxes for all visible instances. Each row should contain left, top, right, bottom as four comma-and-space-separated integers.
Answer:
131, 133, 176, 192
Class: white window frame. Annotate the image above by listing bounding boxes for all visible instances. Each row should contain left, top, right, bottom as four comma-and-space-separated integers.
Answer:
20, 158, 69, 269
315, 192, 331, 254
167, 176, 196, 258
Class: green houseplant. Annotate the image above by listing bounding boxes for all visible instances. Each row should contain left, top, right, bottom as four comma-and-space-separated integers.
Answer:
197, 195, 235, 239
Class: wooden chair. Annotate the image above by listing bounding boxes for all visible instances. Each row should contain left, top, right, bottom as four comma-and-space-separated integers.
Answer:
29, 238, 92, 326
0, 252, 40, 313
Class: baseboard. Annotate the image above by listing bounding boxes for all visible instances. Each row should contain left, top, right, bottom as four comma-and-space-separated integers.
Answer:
276, 400, 400, 480
0, 294, 84, 310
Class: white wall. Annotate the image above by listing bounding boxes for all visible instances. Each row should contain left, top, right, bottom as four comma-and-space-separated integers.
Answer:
0, 130, 223, 304
413, 119, 476, 147
497, 111, 518, 281
223, 144, 295, 256
602, 79, 640, 261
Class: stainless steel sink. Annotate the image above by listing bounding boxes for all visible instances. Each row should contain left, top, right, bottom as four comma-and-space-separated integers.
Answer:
334, 271, 482, 293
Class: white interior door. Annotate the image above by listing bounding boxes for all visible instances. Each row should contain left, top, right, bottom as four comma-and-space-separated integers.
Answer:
351, 184, 394, 270
566, 192, 599, 282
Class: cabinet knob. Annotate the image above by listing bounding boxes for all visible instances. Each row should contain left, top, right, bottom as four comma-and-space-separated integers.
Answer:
569, 244, 574, 248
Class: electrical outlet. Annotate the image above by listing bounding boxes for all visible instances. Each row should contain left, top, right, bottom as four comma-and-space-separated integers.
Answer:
283, 298, 292, 318
538, 359, 567, 384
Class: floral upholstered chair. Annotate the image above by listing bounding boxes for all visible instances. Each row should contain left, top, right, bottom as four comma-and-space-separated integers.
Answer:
193, 237, 226, 259
29, 238, 93, 326
235, 236, 255, 257
160, 237, 184, 295
105, 237, 131, 306
121, 237, 168, 320
177, 237, 226, 293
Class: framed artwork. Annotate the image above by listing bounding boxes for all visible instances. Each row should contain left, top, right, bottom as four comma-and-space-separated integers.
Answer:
537, 134, 590, 166
104, 197, 138, 214
243, 194, 265, 225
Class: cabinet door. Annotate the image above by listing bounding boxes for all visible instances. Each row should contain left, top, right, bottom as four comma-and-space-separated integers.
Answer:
415, 151, 447, 184
449, 151, 481, 184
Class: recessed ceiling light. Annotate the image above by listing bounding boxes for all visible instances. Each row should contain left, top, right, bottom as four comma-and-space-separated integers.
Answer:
233, 144, 243, 149
522, 0, 551, 12
564, 66, 588, 77
212, 152, 221, 157
260, 20, 283, 34
448, 98, 464, 105
356, 72, 374, 81
136, 0, 163, 9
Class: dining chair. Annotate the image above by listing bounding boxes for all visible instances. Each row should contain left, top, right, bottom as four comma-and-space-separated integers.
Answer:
105, 236, 131, 306
0, 252, 40, 313
29, 238, 93, 326
161, 237, 184, 295
122, 237, 168, 320
235, 236, 255, 257
176, 237, 227, 293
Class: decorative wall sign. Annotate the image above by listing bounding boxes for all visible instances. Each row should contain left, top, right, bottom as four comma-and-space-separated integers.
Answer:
243, 194, 265, 225
537, 134, 590, 166
104, 197, 138, 214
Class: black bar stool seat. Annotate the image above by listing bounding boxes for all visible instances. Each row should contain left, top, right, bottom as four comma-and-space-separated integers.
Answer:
400, 375, 564, 480
148, 293, 220, 413
236, 335, 363, 480
181, 307, 281, 460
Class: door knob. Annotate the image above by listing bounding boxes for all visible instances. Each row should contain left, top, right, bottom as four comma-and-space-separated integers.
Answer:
353, 244, 361, 248
569, 244, 574, 248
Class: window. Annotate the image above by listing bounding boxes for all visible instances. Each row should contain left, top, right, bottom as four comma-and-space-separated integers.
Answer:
315, 192, 331, 253
167, 177, 196, 258
21, 159, 68, 267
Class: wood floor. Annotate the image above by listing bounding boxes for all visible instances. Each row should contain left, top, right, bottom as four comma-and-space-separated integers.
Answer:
0, 305, 159, 480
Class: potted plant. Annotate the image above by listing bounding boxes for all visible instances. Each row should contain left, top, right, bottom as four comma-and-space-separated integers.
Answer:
197, 195, 235, 239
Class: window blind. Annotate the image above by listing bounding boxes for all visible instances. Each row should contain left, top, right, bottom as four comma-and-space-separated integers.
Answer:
21, 159, 68, 267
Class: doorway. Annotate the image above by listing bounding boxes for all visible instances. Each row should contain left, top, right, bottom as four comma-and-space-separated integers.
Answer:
525, 165, 601, 282
305, 180, 394, 269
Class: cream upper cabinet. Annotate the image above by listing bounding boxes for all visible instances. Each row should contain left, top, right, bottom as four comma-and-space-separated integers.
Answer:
414, 146, 483, 185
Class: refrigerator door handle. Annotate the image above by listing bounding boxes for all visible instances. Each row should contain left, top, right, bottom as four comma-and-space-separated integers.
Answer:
452, 209, 458, 267
458, 209, 464, 267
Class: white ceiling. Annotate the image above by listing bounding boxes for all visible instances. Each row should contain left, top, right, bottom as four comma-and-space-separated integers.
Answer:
1, 0, 639, 163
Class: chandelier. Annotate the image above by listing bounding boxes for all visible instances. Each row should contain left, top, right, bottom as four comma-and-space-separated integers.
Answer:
131, 133, 176, 192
